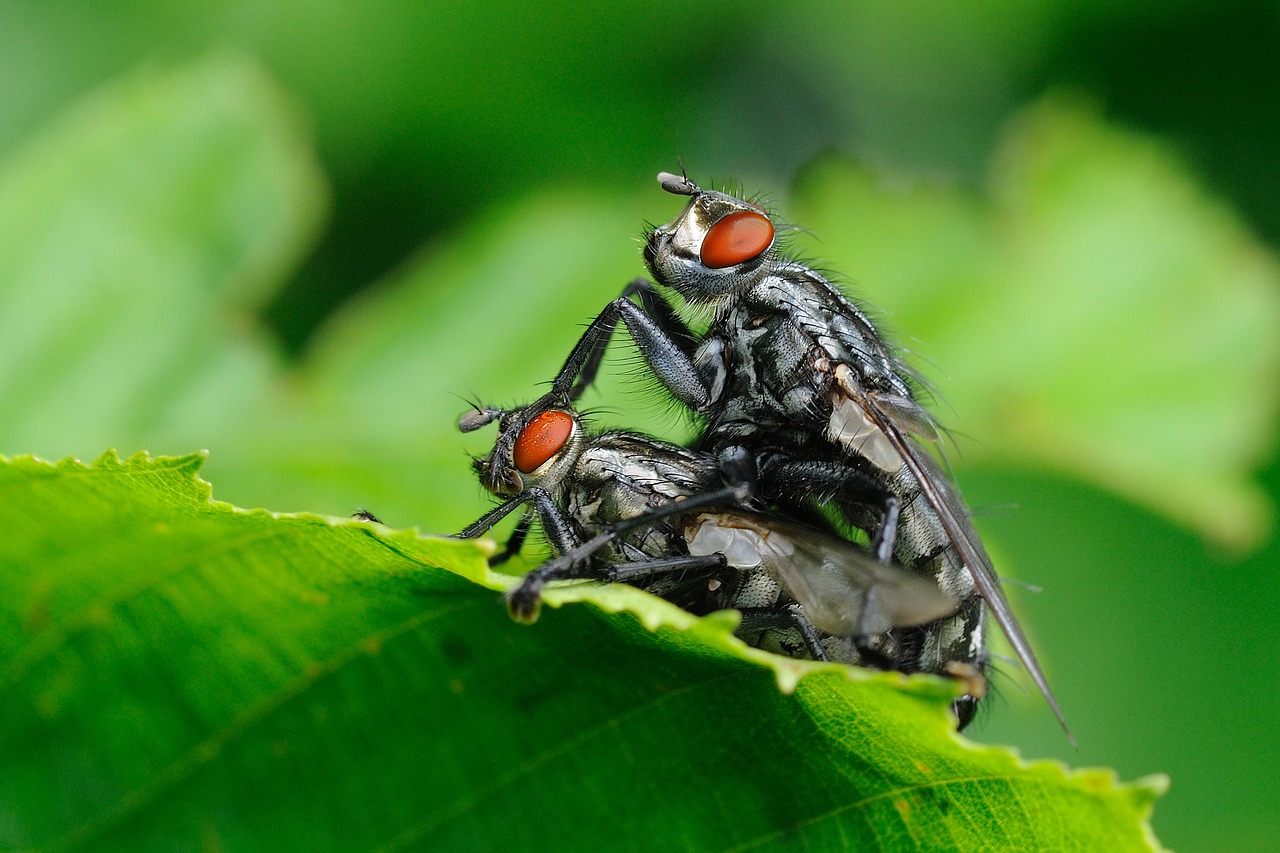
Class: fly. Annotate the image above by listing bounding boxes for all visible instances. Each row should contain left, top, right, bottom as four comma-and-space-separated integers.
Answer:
492, 172, 1067, 739
456, 400, 970, 718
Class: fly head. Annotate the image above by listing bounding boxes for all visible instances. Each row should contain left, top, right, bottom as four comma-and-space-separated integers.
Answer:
461, 403, 585, 497
644, 172, 776, 304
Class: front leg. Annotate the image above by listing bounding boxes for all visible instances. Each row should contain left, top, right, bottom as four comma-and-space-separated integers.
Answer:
546, 293, 712, 410
518, 469, 759, 588
456, 487, 580, 567
493, 288, 716, 469
564, 278, 701, 401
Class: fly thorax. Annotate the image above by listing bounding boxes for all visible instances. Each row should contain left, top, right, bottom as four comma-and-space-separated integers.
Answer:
565, 488, 604, 528
714, 332, 814, 430
693, 337, 728, 406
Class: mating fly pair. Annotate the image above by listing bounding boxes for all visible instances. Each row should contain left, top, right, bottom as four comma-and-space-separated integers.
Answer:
459, 171, 1067, 735
459, 402, 960, 678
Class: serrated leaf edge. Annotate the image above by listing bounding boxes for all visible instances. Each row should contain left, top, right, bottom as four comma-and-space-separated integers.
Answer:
1, 448, 1169, 840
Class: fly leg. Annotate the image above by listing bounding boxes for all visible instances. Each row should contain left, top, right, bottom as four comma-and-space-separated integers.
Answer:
456, 487, 579, 568
486, 514, 533, 567
525, 447, 763, 581
489, 283, 716, 475
737, 605, 829, 662
505, 557, 600, 623
564, 278, 701, 401
606, 552, 727, 582
758, 455, 901, 564
456, 488, 624, 620
509, 551, 731, 624
564, 290, 712, 409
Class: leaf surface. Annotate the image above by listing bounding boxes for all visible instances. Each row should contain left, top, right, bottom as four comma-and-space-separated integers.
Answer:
0, 452, 1165, 851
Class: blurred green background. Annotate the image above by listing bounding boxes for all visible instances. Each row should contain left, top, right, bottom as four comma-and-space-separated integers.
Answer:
2, 1, 1279, 849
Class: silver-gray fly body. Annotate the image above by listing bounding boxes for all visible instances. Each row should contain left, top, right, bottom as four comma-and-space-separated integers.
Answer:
457, 402, 961, 680
483, 171, 1067, 736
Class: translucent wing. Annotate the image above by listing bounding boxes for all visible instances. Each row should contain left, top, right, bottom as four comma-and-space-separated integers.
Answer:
861, 392, 1075, 743
685, 510, 959, 637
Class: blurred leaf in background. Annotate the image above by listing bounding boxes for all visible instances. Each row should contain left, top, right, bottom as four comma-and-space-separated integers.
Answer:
0, 57, 323, 460
0, 2, 1278, 850
790, 99, 1280, 550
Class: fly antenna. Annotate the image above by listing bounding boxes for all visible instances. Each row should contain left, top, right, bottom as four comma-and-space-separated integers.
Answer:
458, 406, 504, 433
658, 163, 699, 196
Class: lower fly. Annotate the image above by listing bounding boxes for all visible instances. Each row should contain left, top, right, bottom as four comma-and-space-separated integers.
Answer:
456, 397, 982, 727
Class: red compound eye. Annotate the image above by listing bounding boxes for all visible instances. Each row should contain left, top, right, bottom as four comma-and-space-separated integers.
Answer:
513, 410, 574, 473
700, 210, 774, 269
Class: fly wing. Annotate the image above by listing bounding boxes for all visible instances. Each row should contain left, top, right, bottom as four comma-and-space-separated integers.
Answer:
861, 393, 1074, 743
828, 366, 939, 471
870, 392, 940, 443
688, 511, 959, 637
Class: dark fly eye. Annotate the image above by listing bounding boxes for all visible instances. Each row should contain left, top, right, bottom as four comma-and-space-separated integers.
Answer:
513, 410, 574, 473
700, 210, 774, 269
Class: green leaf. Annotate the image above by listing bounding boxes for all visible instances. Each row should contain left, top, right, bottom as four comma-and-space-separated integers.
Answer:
0, 54, 327, 463
790, 98, 1280, 549
0, 451, 1165, 851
